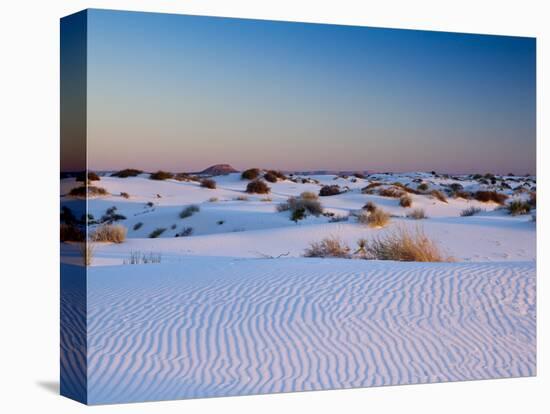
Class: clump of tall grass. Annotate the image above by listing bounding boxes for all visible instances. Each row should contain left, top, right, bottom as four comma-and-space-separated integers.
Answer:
304, 236, 351, 258
379, 187, 404, 198
507, 200, 531, 216
363, 226, 451, 262
407, 208, 427, 220
123, 251, 161, 265
399, 194, 412, 207
277, 192, 323, 219
474, 190, 508, 205
180, 204, 200, 218
90, 224, 127, 243
431, 190, 448, 203
357, 208, 390, 228
362, 201, 377, 213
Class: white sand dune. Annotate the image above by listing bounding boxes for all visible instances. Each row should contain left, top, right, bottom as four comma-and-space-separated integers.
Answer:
86, 258, 535, 404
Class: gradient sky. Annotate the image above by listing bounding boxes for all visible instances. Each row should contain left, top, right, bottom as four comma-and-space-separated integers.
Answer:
86, 9, 536, 174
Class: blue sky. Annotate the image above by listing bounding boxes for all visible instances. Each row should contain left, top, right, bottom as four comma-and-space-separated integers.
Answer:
85, 9, 536, 174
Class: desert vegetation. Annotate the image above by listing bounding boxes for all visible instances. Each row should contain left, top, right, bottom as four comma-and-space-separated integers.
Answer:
200, 178, 217, 189
241, 168, 261, 180
430, 190, 448, 203
150, 170, 174, 180
277, 192, 323, 221
319, 185, 341, 197
407, 208, 427, 220
180, 204, 200, 219
246, 179, 271, 194
68, 185, 108, 198
111, 168, 143, 178
357, 208, 390, 228
149, 228, 167, 238
474, 190, 508, 204
304, 236, 351, 258
123, 251, 161, 265
460, 206, 483, 217
399, 194, 413, 207
508, 200, 531, 216
60, 223, 85, 242
90, 224, 127, 243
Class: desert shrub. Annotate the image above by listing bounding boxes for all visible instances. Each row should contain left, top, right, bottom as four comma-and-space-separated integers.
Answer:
304, 236, 351, 258
319, 185, 341, 197
68, 186, 108, 197
291, 207, 306, 222
399, 194, 413, 208
241, 168, 261, 180
363, 201, 377, 213
263, 172, 278, 183
460, 206, 483, 217
100, 206, 126, 224
208, 197, 219, 202
120, 192, 130, 199
363, 226, 451, 262
246, 179, 271, 194
180, 204, 200, 218
279, 194, 323, 218
111, 168, 143, 178
91, 224, 127, 243
176, 227, 193, 237
353, 172, 366, 179
449, 183, 463, 192
431, 190, 448, 203
60, 223, 85, 242
174, 173, 201, 182
150, 170, 174, 180
76, 171, 100, 182
357, 208, 390, 228
268, 170, 287, 180
145, 201, 154, 208
417, 183, 429, 191
529, 191, 536, 207
149, 228, 166, 238
300, 191, 318, 200
133, 222, 143, 231
474, 190, 508, 204
508, 200, 531, 216
235, 195, 249, 201
454, 190, 471, 199
407, 208, 427, 220
78, 242, 95, 266
200, 178, 217, 189
379, 187, 404, 198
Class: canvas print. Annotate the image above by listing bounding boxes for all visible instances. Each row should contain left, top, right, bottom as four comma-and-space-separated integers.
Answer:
60, 9, 536, 405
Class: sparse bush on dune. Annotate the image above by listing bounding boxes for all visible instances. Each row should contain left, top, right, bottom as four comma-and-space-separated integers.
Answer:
174, 173, 201, 182
363, 201, 377, 213
430, 190, 448, 203
508, 200, 531, 216
379, 187, 404, 198
399, 194, 413, 208
267, 170, 287, 180
241, 168, 261, 180
208, 197, 219, 202
120, 192, 130, 199
150, 170, 174, 180
111, 168, 143, 178
304, 236, 351, 258
264, 172, 278, 183
361, 182, 382, 194
407, 208, 427, 220
319, 185, 341, 197
60, 223, 85, 242
90, 224, 127, 243
133, 222, 143, 231
278, 193, 323, 219
453, 190, 472, 200
180, 204, 200, 218
417, 182, 429, 192
235, 195, 249, 201
149, 228, 166, 238
474, 190, 508, 205
460, 206, 483, 217
200, 178, 217, 189
100, 206, 126, 224
363, 226, 451, 262
358, 208, 390, 228
246, 179, 271, 194
176, 227, 193, 237
353, 172, 366, 179
68, 185, 108, 198
76, 171, 100, 182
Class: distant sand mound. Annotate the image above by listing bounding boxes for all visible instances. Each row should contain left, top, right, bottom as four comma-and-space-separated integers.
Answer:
200, 164, 239, 175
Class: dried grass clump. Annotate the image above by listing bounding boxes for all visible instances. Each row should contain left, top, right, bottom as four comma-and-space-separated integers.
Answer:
474, 190, 508, 205
90, 224, 127, 243
246, 179, 271, 194
124, 251, 161, 265
78, 242, 95, 266
407, 208, 427, 220
60, 223, 85, 242
364, 226, 451, 262
319, 185, 341, 197
241, 168, 261, 180
68, 185, 108, 198
379, 187, 404, 198
508, 200, 531, 216
150, 170, 174, 180
430, 190, 448, 203
399, 194, 413, 207
278, 193, 323, 218
180, 204, 200, 218
453, 190, 472, 200
111, 168, 143, 178
200, 178, 217, 189
304, 236, 351, 258
357, 208, 390, 228
460, 206, 483, 217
